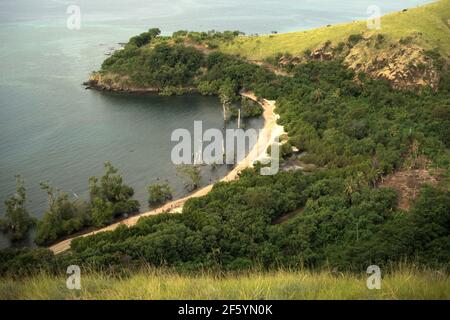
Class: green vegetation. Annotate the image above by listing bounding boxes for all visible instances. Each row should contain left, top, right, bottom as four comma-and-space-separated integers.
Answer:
128, 28, 161, 48
95, 30, 276, 94
47, 172, 447, 272
228, 97, 264, 119
1, 1, 449, 299
274, 60, 450, 169
172, 29, 243, 49
148, 183, 173, 208
0, 248, 55, 277
0, 176, 35, 241
218, 0, 450, 60
0, 266, 448, 300
35, 162, 140, 245
44, 42, 450, 273
35, 182, 91, 245
88, 162, 140, 227
99, 42, 204, 90
240, 97, 263, 118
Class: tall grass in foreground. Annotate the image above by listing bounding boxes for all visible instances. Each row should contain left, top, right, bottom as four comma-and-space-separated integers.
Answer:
0, 265, 448, 300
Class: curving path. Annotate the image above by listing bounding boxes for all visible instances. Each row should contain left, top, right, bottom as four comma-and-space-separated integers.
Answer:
49, 92, 284, 254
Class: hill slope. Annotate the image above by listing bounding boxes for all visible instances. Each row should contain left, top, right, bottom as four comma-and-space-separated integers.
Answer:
219, 0, 450, 60
92, 1, 449, 91
217, 0, 450, 91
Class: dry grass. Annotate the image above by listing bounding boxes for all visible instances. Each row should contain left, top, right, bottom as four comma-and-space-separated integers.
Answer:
1, 265, 448, 300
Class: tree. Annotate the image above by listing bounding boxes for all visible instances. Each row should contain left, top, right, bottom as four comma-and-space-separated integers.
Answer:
312, 88, 324, 102
148, 183, 173, 208
147, 28, 162, 39
219, 80, 238, 107
198, 80, 220, 95
90, 198, 115, 227
0, 176, 35, 241
35, 181, 89, 245
128, 28, 161, 47
241, 97, 263, 118
88, 162, 140, 226
176, 165, 201, 191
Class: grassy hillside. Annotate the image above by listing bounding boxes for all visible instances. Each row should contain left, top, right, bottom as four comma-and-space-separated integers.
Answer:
1, 267, 449, 300
219, 0, 450, 60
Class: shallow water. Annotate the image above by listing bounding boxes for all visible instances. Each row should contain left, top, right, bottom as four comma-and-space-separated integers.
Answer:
0, 0, 433, 247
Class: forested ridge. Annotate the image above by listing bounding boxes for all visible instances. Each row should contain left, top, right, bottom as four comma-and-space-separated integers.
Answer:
1, 25, 449, 276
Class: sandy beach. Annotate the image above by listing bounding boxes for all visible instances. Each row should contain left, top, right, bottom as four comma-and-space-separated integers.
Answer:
49, 92, 284, 254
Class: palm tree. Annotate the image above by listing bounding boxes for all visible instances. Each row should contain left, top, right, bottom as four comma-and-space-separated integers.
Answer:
313, 88, 324, 102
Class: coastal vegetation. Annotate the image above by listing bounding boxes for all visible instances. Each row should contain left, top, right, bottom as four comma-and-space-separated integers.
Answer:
34, 181, 91, 246
54, 32, 450, 272
217, 0, 450, 60
34, 162, 140, 246
148, 183, 173, 208
176, 165, 202, 191
239, 97, 263, 118
98, 41, 204, 91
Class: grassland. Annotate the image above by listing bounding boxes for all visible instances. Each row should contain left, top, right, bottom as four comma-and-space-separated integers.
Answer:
1, 266, 448, 300
219, 0, 450, 60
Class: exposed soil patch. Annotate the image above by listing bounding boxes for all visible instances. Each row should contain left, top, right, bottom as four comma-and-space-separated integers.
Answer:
277, 34, 444, 91
380, 168, 444, 210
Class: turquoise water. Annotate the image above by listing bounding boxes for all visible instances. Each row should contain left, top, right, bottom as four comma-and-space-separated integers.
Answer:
0, 0, 433, 247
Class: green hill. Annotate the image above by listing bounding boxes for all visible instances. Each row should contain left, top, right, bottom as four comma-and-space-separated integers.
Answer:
2, 1, 449, 301
219, 0, 450, 60
91, 0, 449, 92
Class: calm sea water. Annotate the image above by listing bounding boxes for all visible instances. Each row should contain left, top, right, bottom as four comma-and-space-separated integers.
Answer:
0, 0, 432, 247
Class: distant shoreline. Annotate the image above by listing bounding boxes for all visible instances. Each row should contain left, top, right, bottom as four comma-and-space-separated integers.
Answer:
83, 77, 198, 95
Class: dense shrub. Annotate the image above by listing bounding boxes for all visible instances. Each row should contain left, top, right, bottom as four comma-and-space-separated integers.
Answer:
0, 248, 55, 277
35, 162, 139, 245
148, 183, 173, 208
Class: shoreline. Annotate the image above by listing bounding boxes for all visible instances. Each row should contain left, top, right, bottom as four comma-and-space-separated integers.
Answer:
83, 77, 199, 94
49, 91, 285, 254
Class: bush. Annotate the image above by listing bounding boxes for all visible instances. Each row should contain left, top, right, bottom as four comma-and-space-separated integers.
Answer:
148, 183, 173, 208
35, 182, 90, 245
348, 34, 363, 46
88, 162, 140, 226
0, 248, 55, 277
6, 38, 449, 275
35, 162, 140, 244
0, 176, 35, 241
